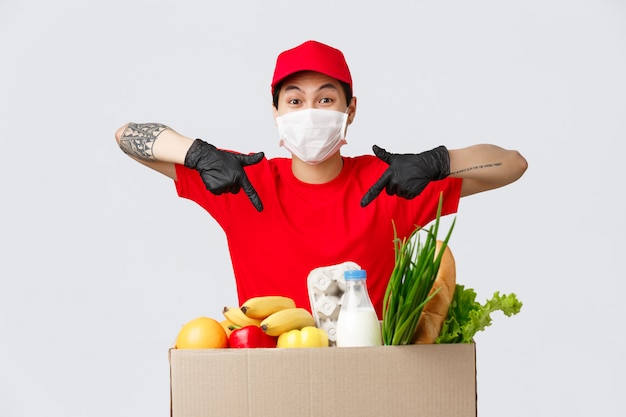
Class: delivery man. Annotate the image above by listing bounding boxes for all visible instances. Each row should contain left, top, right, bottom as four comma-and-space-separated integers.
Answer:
115, 40, 527, 318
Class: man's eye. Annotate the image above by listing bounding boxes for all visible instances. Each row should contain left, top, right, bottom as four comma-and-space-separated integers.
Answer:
320, 97, 333, 104
288, 99, 301, 105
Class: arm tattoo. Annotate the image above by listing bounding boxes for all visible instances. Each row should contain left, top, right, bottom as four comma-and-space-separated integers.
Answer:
450, 162, 502, 175
119, 123, 169, 161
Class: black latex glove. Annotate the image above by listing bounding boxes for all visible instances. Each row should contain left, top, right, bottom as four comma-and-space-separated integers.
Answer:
360, 145, 450, 207
184, 139, 265, 212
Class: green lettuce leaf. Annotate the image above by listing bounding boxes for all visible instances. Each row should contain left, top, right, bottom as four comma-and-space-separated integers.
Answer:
435, 284, 523, 344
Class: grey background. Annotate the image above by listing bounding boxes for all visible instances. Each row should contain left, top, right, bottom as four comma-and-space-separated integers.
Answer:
1, 0, 624, 416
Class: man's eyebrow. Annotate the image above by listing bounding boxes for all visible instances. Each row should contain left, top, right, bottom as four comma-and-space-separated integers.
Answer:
283, 85, 302, 92
283, 83, 338, 93
317, 83, 338, 92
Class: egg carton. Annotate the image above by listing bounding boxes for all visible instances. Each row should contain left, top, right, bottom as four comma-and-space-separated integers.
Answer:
307, 261, 361, 346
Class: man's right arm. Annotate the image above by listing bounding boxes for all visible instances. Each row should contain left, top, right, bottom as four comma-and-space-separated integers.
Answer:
114, 122, 266, 211
114, 122, 195, 180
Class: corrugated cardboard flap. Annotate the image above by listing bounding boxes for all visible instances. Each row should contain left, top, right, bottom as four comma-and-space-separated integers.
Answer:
170, 343, 476, 417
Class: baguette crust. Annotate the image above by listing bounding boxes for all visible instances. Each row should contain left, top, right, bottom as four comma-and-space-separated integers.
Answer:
413, 240, 456, 344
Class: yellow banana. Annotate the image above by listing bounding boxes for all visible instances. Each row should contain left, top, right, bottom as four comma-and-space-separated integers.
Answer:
240, 295, 297, 319
260, 308, 316, 336
222, 306, 261, 327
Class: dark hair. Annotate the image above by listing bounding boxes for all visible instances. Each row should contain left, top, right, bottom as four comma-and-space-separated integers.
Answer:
272, 79, 353, 109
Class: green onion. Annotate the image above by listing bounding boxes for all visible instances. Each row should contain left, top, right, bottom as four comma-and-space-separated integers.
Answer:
382, 193, 456, 345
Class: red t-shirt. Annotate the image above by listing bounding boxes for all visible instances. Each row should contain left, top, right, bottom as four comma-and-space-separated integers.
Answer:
175, 155, 462, 318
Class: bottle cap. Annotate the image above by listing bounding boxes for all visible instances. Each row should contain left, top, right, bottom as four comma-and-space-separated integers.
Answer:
344, 269, 366, 280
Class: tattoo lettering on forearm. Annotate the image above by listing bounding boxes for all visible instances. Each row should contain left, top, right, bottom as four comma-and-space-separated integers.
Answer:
119, 123, 169, 160
450, 162, 502, 175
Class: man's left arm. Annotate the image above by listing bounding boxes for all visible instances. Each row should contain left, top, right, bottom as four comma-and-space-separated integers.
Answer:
360, 144, 527, 207
448, 144, 527, 197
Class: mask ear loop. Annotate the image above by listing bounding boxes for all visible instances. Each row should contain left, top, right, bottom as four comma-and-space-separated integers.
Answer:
344, 106, 354, 126
341, 107, 351, 136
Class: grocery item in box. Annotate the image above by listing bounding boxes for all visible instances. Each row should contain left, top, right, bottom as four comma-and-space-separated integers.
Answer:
306, 261, 360, 346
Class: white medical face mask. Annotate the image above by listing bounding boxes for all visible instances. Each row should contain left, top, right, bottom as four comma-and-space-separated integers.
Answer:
277, 108, 349, 164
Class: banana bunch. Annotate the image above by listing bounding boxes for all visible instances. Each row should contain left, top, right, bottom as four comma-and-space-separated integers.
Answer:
260, 308, 316, 336
241, 296, 296, 319
222, 296, 316, 337
222, 306, 262, 328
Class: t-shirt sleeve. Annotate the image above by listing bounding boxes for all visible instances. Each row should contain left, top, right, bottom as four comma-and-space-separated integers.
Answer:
441, 177, 463, 216
406, 177, 463, 227
174, 163, 233, 227
173, 160, 272, 231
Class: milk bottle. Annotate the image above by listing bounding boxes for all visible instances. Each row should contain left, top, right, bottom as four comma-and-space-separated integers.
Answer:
335, 269, 382, 347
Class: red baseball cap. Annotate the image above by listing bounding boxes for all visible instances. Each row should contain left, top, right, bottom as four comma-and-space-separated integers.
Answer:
271, 40, 352, 95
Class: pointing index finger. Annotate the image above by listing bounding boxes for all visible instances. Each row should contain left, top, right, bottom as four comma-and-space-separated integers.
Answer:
241, 175, 263, 212
360, 170, 391, 207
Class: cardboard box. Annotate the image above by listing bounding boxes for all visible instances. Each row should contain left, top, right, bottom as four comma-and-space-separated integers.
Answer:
169, 343, 476, 417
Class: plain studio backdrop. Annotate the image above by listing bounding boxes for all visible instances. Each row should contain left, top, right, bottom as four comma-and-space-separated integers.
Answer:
1, 1, 624, 416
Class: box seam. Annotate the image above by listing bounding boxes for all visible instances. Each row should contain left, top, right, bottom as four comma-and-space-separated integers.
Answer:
473, 342, 478, 417
308, 350, 313, 417
169, 349, 173, 417
246, 350, 252, 417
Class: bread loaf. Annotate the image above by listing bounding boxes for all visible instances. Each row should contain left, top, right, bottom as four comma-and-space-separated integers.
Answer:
413, 240, 456, 344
